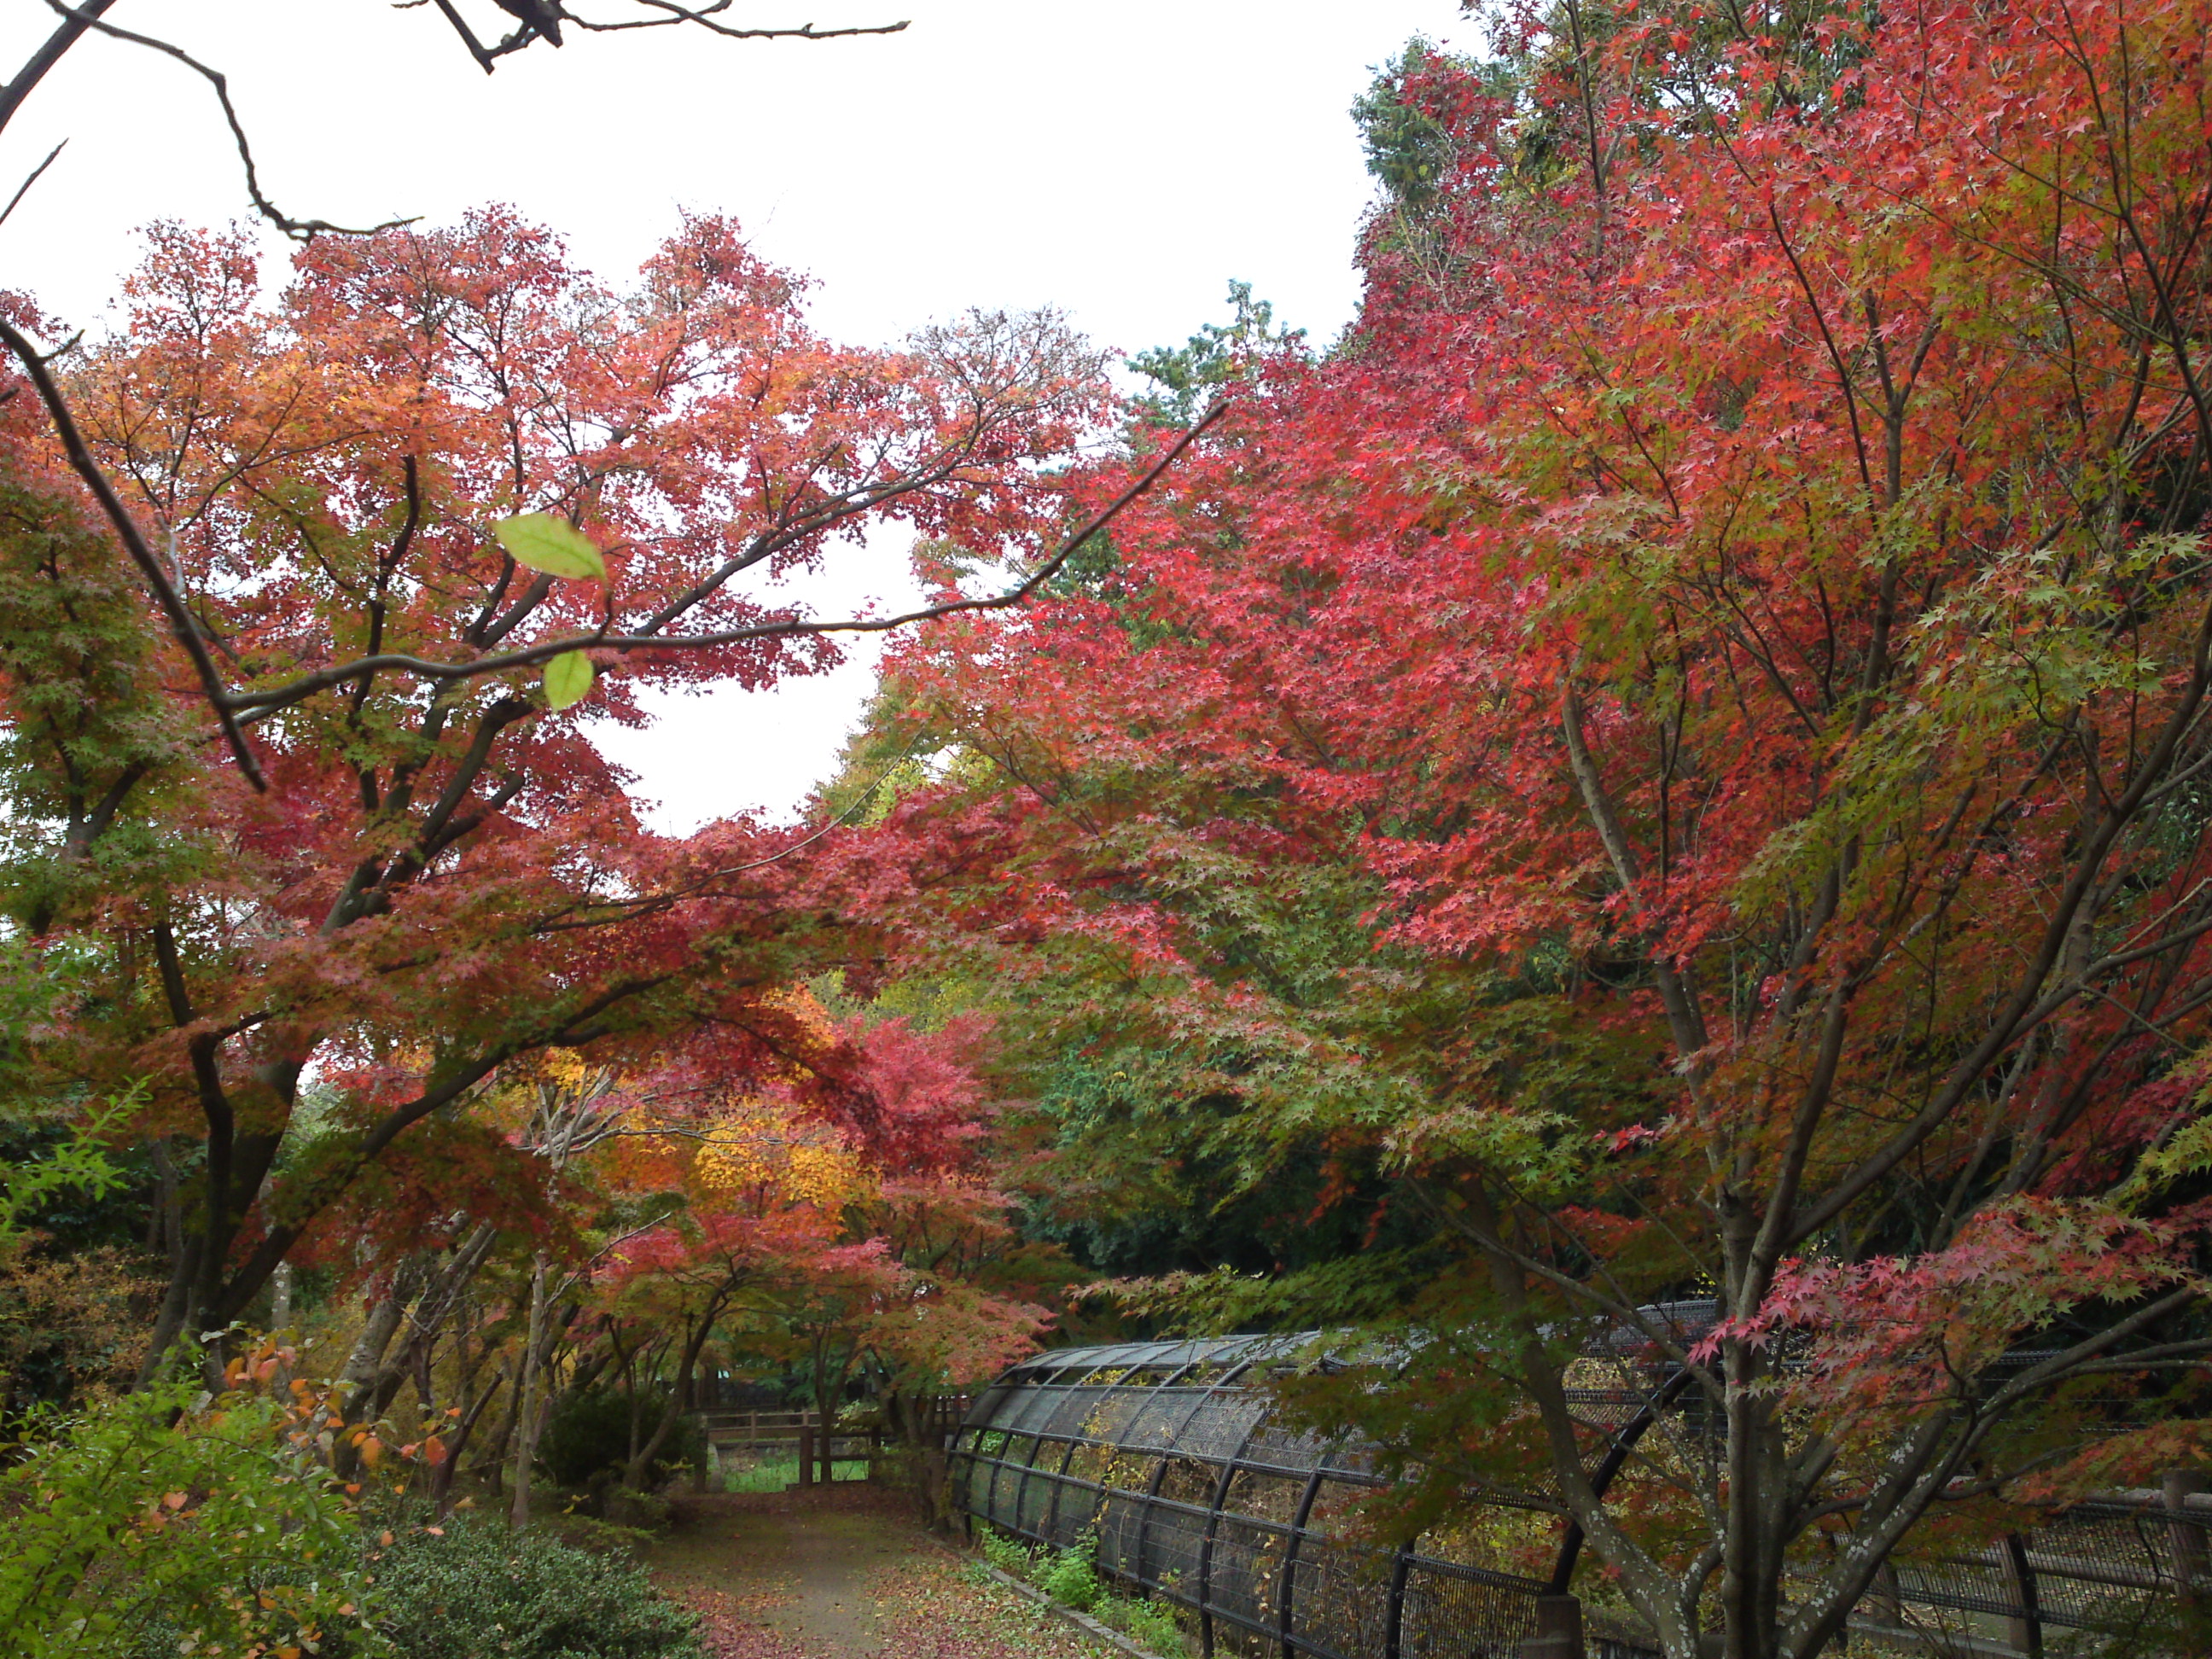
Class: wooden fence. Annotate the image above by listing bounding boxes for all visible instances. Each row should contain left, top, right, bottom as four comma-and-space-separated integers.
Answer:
699, 1396, 971, 1450
697, 1408, 823, 1451
696, 1394, 974, 1487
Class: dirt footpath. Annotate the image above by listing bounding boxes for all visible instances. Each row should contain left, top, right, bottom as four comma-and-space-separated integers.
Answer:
648, 1484, 1114, 1659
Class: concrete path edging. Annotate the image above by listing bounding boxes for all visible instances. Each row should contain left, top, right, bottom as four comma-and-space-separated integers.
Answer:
971, 1559, 1178, 1659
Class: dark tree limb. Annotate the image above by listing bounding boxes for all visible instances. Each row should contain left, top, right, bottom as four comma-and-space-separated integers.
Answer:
0, 0, 113, 135
428, 0, 503, 73
225, 401, 1229, 717
0, 317, 267, 787
41, 2, 415, 239
0, 140, 65, 230
566, 2, 909, 44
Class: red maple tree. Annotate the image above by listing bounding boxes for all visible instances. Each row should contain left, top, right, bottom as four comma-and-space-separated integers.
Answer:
0, 207, 1105, 1368
882, 1, 2212, 1651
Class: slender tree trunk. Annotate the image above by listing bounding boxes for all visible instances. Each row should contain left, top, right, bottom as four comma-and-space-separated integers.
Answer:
434, 1352, 505, 1518
330, 1259, 424, 1477
341, 1266, 419, 1393
469, 1356, 521, 1490
624, 1303, 725, 1490
412, 1329, 438, 1418
271, 1260, 294, 1332
147, 1138, 177, 1257
510, 1252, 552, 1528
811, 1331, 857, 1487
138, 1234, 201, 1386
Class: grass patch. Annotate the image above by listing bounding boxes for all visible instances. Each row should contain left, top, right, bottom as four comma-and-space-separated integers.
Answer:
714, 1453, 870, 1492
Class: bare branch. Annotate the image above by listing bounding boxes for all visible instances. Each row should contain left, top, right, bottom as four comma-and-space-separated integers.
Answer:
0, 0, 113, 137
42, 1, 416, 240
429, 0, 502, 72
564, 1, 910, 44
0, 140, 65, 230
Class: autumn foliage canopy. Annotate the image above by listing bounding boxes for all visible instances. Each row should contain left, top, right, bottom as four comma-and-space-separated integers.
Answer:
0, 205, 1097, 1382
10, 0, 2212, 1653
859, 0, 2212, 1652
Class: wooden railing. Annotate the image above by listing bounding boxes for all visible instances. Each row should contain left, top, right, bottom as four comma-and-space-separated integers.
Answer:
695, 1394, 976, 1487
697, 1408, 823, 1450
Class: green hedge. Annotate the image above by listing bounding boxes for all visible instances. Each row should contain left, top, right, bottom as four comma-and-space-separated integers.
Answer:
370, 1513, 701, 1659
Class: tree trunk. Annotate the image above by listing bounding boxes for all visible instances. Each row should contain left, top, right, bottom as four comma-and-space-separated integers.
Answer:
341, 1262, 420, 1391
509, 1252, 553, 1528
271, 1260, 294, 1333
333, 1226, 495, 1477
623, 1304, 722, 1490
433, 1359, 506, 1518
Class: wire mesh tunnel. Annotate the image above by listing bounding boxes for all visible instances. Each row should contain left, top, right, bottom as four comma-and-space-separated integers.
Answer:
952, 1335, 1555, 1659
950, 1333, 2212, 1659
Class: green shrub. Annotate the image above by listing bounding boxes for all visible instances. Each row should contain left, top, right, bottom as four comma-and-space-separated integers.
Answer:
978, 1525, 1032, 1575
1038, 1542, 1102, 1612
0, 1378, 378, 1659
1116, 1596, 1190, 1657
370, 1512, 701, 1659
537, 1386, 704, 1491
660, 1412, 708, 1481
538, 1386, 630, 1487
973, 1526, 1185, 1656
544, 1512, 656, 1561
603, 1487, 672, 1530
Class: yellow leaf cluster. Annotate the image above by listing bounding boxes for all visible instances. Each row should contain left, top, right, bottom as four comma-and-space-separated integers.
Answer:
692, 1097, 875, 1210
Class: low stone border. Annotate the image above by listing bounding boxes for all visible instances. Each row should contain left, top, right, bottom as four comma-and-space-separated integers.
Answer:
971, 1558, 1177, 1659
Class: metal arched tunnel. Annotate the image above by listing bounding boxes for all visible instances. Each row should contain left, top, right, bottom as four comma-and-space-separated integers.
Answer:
950, 1334, 2208, 1659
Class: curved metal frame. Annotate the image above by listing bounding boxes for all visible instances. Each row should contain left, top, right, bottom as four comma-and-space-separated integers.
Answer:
1199, 1405, 1272, 1657
952, 1336, 1549, 1659
950, 1335, 2204, 1659
1545, 1367, 1696, 1596
1276, 1464, 1330, 1659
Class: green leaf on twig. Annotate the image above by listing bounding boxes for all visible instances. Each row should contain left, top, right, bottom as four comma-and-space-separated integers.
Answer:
494, 513, 606, 582
543, 650, 594, 711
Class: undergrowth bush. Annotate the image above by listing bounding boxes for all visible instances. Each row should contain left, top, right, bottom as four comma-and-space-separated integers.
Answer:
1118, 1597, 1190, 1656
978, 1525, 1031, 1575
543, 1511, 656, 1561
538, 1385, 702, 1492
370, 1511, 701, 1659
978, 1525, 1190, 1656
0, 1377, 377, 1659
1038, 1542, 1102, 1612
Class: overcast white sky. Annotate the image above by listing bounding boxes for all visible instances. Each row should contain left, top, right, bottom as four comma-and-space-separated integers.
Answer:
0, 0, 1468, 828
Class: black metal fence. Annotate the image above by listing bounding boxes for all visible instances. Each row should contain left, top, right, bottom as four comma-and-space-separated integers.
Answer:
950, 1335, 2211, 1659
954, 1336, 1551, 1659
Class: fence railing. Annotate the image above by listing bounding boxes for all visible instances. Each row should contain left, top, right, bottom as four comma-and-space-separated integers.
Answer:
699, 1408, 823, 1450
696, 1394, 976, 1487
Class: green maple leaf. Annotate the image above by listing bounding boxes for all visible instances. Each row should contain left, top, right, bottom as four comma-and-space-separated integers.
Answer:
493, 513, 606, 582
543, 650, 595, 711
